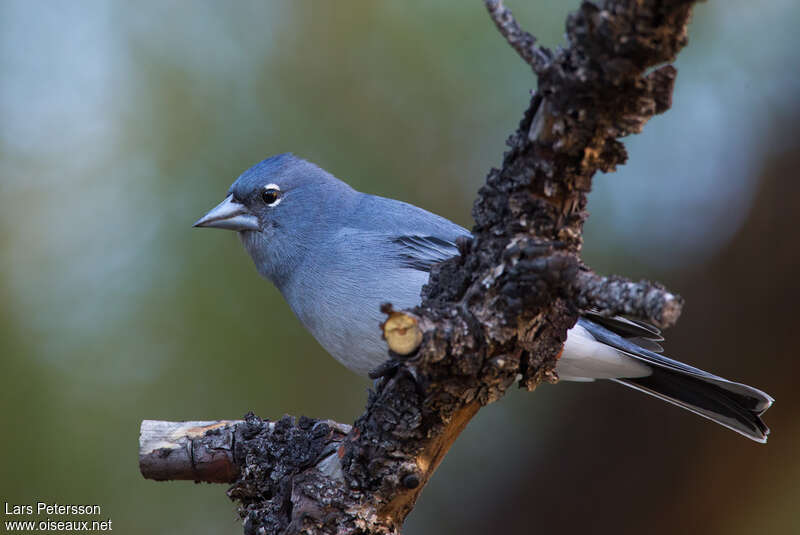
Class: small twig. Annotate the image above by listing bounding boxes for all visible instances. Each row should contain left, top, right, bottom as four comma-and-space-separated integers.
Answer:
139, 420, 243, 483
484, 0, 550, 73
139, 417, 352, 485
574, 271, 684, 329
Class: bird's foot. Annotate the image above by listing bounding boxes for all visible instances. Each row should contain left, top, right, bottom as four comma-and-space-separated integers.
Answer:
369, 357, 429, 399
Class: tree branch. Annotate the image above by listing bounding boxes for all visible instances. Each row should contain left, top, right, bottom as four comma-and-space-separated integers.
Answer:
139, 419, 242, 483
574, 271, 684, 329
138, 417, 352, 486
140, 1, 698, 533
484, 0, 551, 73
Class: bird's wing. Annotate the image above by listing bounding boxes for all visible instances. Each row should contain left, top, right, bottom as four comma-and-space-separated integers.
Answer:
391, 234, 462, 272
346, 193, 470, 272
581, 311, 664, 352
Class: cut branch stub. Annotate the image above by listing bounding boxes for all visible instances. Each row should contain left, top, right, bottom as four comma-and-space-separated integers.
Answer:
381, 306, 423, 356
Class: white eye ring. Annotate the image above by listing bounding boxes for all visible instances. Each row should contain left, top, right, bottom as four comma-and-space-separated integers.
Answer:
261, 183, 282, 206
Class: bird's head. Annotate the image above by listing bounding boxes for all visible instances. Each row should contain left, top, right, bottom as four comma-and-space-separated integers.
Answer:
194, 153, 354, 285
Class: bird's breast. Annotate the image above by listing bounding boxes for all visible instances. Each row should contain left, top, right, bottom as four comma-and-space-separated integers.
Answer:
282, 264, 431, 376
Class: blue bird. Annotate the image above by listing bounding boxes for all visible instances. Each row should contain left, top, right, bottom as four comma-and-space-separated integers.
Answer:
194, 154, 773, 442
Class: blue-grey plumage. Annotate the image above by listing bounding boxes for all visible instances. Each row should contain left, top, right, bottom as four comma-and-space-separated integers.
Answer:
195, 153, 773, 442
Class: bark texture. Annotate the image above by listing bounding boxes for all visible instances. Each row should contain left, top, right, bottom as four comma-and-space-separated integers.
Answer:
140, 1, 698, 533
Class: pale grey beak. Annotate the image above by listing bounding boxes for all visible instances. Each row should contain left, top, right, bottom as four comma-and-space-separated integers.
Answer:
193, 194, 260, 231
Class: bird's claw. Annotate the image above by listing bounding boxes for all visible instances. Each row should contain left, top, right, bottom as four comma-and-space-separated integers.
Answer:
369, 357, 429, 399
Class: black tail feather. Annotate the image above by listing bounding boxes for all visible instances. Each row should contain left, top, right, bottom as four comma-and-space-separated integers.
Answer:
578, 316, 773, 442
614, 367, 770, 442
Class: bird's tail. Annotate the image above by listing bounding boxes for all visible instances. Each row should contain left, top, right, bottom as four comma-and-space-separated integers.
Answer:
613, 367, 771, 443
578, 316, 773, 443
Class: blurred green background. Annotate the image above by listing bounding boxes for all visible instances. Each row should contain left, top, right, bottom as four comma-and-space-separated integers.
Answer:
1, 1, 798, 533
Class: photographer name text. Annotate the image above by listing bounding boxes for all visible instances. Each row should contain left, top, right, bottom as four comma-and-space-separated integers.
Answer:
5, 502, 102, 516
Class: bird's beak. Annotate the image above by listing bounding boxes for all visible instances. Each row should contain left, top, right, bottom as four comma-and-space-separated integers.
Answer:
193, 194, 260, 231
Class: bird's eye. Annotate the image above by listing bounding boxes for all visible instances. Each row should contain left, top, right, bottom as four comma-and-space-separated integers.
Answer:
261, 186, 281, 206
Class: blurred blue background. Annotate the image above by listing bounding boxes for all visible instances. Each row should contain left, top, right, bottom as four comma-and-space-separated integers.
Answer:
1, 1, 798, 533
